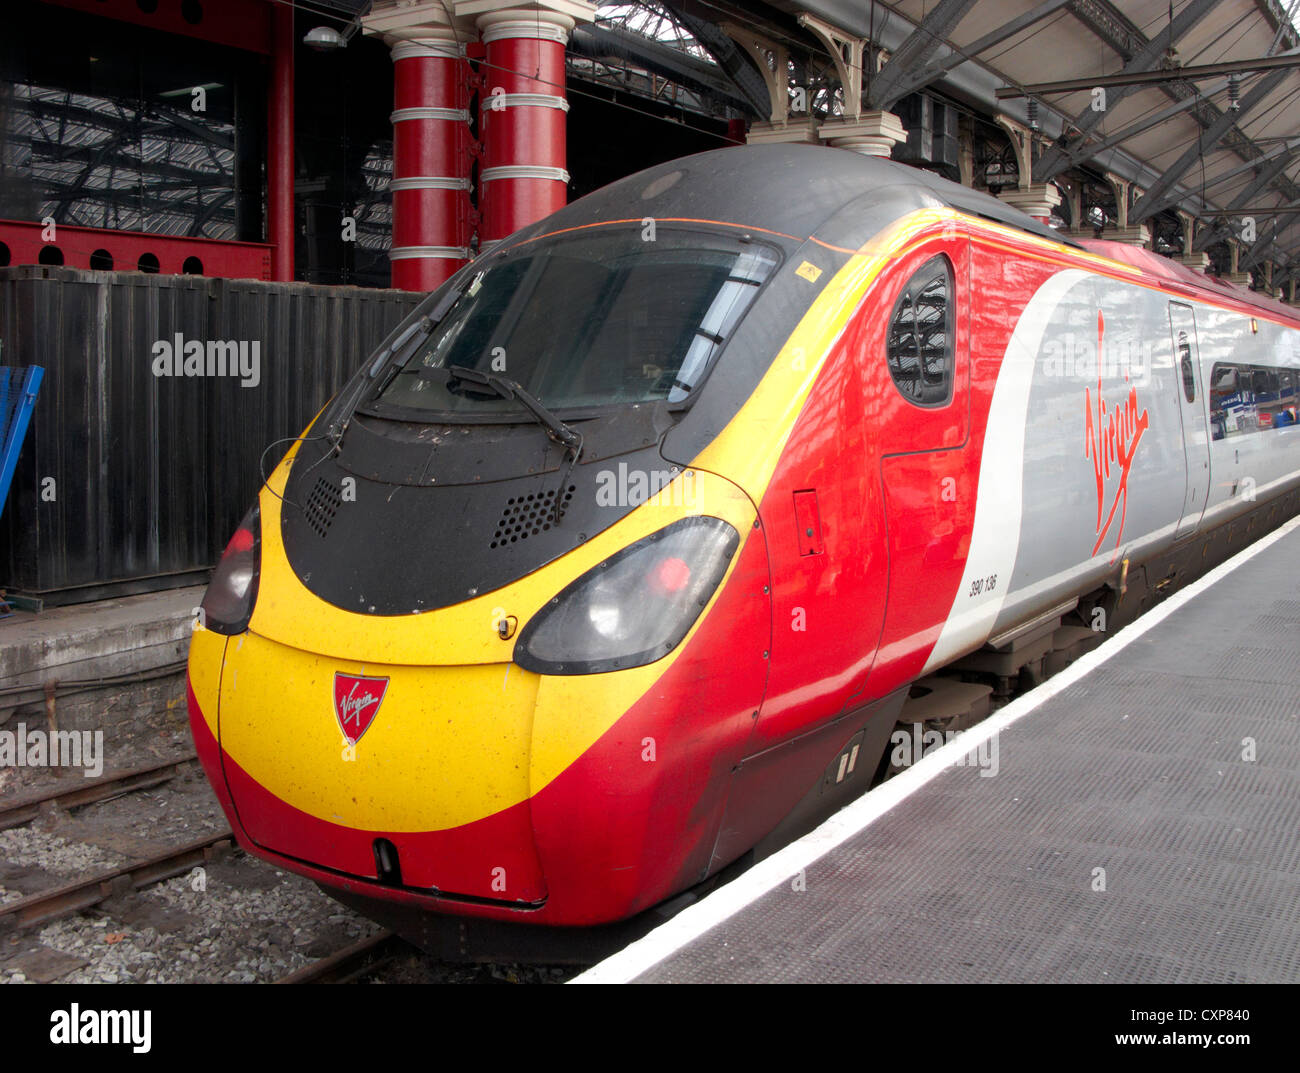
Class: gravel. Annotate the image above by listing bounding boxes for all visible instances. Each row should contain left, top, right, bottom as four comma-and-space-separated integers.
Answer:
1, 849, 383, 984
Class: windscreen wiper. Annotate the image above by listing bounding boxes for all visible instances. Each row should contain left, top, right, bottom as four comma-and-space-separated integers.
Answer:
443, 365, 583, 453
332, 286, 466, 443
369, 285, 464, 380
443, 365, 584, 522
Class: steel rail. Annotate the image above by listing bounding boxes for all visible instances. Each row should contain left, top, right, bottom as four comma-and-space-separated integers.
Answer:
274, 930, 408, 984
0, 830, 233, 932
0, 755, 197, 831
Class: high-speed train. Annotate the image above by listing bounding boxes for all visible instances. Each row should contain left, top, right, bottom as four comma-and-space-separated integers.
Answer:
187, 144, 1300, 947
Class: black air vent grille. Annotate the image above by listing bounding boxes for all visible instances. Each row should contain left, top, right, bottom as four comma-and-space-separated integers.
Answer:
491, 486, 575, 549
305, 476, 342, 538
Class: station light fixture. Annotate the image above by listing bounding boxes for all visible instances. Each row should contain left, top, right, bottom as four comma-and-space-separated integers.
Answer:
303, 17, 363, 53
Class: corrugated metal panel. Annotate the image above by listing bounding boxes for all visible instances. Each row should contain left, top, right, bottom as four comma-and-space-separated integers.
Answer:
0, 265, 422, 603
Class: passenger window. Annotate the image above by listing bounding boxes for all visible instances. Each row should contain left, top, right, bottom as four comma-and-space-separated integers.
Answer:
886, 255, 954, 407
1177, 333, 1195, 403
1211, 361, 1300, 436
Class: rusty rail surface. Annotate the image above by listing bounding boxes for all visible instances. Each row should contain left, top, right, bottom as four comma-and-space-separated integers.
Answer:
0, 830, 233, 932
274, 930, 408, 984
0, 755, 198, 831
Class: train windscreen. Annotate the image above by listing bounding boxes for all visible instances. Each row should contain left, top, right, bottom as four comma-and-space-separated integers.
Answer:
367, 227, 779, 415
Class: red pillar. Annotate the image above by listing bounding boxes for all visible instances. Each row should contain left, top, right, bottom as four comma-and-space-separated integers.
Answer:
268, 2, 294, 282
389, 35, 472, 291
477, 13, 574, 246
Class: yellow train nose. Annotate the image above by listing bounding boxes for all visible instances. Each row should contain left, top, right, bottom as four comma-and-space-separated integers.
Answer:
216, 631, 548, 900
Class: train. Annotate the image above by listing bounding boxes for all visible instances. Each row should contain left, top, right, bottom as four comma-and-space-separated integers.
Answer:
187, 143, 1300, 956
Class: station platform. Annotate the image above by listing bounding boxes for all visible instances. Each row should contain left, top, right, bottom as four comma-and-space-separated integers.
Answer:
0, 587, 198, 778
577, 517, 1300, 984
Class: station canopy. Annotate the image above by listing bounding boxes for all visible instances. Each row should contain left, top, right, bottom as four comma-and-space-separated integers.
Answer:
601, 0, 1300, 280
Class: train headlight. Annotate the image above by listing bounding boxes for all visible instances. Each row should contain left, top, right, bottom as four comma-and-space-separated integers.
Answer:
200, 504, 261, 635
515, 517, 739, 675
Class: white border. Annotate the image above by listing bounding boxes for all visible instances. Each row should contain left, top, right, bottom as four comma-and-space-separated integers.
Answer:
571, 513, 1300, 984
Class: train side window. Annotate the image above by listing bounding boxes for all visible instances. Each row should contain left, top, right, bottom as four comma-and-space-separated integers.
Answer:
1177, 332, 1195, 403
1209, 363, 1241, 440
1280, 371, 1298, 429
885, 254, 954, 408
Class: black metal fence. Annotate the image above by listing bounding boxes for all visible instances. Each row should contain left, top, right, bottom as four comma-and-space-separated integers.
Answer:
0, 265, 422, 604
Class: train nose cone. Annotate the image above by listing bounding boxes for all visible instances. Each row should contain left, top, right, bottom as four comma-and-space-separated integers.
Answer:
213, 633, 547, 904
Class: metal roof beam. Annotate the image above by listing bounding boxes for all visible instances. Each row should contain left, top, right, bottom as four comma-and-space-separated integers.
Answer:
19, 96, 234, 152
659, 2, 772, 117
29, 144, 231, 189
1040, 80, 1227, 171
999, 50, 1300, 96
879, 0, 1075, 105
568, 24, 750, 111
1193, 152, 1299, 249
1131, 66, 1293, 223
1230, 152, 1298, 207
1032, 0, 1220, 182
1241, 218, 1300, 271
783, 0, 1218, 206
1055, 1, 1300, 222
869, 0, 980, 111
1142, 137, 1300, 217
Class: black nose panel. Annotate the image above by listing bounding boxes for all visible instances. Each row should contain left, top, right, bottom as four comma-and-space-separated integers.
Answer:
280, 435, 677, 614
491, 486, 576, 549
304, 476, 342, 538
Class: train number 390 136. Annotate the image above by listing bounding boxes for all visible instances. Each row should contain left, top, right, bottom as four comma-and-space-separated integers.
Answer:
969, 574, 998, 598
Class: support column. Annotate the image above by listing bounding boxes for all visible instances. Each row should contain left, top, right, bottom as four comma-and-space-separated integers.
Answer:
998, 183, 1061, 225
469, 2, 595, 247
818, 111, 907, 157
364, 4, 478, 291
957, 115, 975, 188
1224, 243, 1252, 288
1176, 211, 1209, 271
747, 119, 820, 144
389, 34, 473, 290
1103, 174, 1150, 246
1062, 181, 1082, 234
268, 3, 294, 282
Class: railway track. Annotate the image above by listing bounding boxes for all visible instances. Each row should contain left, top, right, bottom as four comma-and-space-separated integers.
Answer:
274, 930, 410, 984
0, 830, 233, 933
0, 751, 234, 934
0, 755, 419, 983
0, 755, 197, 831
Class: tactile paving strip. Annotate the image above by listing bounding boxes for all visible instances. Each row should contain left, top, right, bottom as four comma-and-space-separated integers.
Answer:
635, 529, 1300, 982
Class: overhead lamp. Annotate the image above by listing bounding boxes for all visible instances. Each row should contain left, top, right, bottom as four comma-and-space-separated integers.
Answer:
304, 26, 346, 51
304, 17, 362, 53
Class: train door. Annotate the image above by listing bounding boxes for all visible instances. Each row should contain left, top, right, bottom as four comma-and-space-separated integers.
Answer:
871, 239, 974, 689
1169, 302, 1211, 539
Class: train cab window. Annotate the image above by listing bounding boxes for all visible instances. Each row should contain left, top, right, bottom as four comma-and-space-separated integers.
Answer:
1177, 332, 1195, 403
366, 227, 779, 417
886, 255, 954, 408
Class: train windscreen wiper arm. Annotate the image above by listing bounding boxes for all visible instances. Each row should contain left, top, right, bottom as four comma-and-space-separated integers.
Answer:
443, 365, 583, 454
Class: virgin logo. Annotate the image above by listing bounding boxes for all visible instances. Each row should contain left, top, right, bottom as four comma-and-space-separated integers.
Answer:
333, 673, 389, 746
1084, 310, 1149, 559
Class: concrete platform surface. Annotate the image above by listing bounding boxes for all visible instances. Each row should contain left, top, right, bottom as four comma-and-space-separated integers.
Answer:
1, 587, 201, 706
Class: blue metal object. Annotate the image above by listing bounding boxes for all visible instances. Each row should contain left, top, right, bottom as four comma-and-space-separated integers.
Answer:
0, 365, 44, 524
